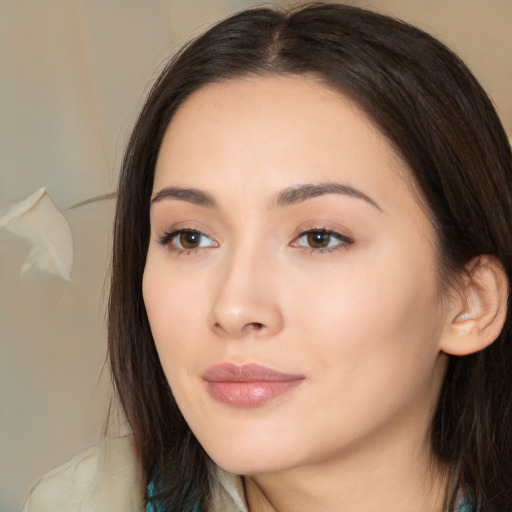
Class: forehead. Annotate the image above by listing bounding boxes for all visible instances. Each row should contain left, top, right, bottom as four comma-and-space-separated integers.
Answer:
154, 75, 422, 218
164, 75, 382, 154
157, 76, 404, 180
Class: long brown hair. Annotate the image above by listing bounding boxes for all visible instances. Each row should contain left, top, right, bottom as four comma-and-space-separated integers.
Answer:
109, 3, 512, 510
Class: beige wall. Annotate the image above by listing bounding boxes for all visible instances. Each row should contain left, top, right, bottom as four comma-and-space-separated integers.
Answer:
1, 1, 510, 510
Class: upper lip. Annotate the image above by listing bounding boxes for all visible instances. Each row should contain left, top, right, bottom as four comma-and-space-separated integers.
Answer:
203, 363, 304, 383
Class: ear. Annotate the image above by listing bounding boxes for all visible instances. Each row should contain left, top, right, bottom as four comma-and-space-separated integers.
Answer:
441, 255, 509, 356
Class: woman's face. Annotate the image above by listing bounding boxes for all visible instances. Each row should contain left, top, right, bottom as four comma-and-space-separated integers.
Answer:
143, 75, 451, 475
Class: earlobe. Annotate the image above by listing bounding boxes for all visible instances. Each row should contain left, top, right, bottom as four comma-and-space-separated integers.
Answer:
441, 255, 509, 356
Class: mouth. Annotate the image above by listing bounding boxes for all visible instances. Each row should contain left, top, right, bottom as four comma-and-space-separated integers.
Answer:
202, 363, 305, 408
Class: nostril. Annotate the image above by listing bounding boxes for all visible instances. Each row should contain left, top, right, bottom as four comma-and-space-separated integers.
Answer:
247, 322, 264, 332
213, 321, 264, 333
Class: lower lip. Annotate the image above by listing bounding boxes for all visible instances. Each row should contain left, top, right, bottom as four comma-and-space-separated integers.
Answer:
206, 380, 303, 408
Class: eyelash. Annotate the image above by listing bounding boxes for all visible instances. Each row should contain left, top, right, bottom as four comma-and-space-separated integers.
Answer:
291, 227, 354, 254
158, 228, 217, 255
157, 227, 353, 255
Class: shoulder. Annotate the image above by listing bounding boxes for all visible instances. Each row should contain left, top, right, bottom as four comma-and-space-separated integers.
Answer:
23, 436, 145, 512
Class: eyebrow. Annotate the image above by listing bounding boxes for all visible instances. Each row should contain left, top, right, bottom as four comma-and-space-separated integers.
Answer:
274, 182, 382, 211
151, 186, 217, 207
151, 182, 382, 212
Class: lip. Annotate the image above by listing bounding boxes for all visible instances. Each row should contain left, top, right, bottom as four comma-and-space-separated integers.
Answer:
203, 363, 305, 408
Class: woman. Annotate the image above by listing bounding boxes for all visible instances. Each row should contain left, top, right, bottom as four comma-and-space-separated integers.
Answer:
25, 3, 511, 512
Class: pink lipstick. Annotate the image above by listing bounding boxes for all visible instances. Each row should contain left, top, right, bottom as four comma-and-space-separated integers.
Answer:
203, 363, 304, 408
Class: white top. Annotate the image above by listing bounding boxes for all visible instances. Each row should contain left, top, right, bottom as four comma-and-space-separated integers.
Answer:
23, 437, 247, 512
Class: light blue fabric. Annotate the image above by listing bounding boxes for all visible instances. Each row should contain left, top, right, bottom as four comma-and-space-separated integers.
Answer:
145, 480, 159, 512
456, 497, 474, 512
146, 480, 202, 512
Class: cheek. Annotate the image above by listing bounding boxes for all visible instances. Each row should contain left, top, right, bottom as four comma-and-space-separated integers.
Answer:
290, 247, 443, 383
142, 262, 208, 367
285, 261, 444, 444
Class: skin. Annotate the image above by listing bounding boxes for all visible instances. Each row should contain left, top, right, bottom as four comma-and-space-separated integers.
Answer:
143, 75, 455, 512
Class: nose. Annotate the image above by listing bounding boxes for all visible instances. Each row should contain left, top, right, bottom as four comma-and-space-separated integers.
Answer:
207, 247, 284, 339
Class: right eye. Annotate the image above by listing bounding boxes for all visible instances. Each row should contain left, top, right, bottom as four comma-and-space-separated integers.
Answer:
158, 229, 217, 251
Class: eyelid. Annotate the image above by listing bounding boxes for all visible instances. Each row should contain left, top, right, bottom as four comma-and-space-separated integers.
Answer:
290, 220, 354, 241
155, 220, 215, 241
290, 225, 354, 252
157, 225, 219, 252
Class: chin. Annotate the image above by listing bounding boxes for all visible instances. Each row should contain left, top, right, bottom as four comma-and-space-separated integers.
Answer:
199, 432, 304, 476
210, 453, 287, 476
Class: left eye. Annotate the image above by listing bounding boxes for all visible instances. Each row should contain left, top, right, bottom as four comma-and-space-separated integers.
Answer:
293, 229, 352, 250
159, 229, 217, 250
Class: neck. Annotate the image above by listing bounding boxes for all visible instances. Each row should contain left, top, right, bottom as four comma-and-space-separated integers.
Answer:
243, 425, 450, 512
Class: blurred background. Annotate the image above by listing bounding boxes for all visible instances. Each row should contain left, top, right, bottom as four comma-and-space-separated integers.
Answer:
1, 1, 511, 510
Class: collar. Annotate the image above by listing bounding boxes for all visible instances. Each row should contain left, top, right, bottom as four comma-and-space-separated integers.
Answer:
211, 466, 248, 512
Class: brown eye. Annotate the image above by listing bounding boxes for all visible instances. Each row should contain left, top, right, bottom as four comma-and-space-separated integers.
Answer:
293, 229, 353, 252
306, 231, 332, 249
179, 231, 202, 249
158, 229, 217, 251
